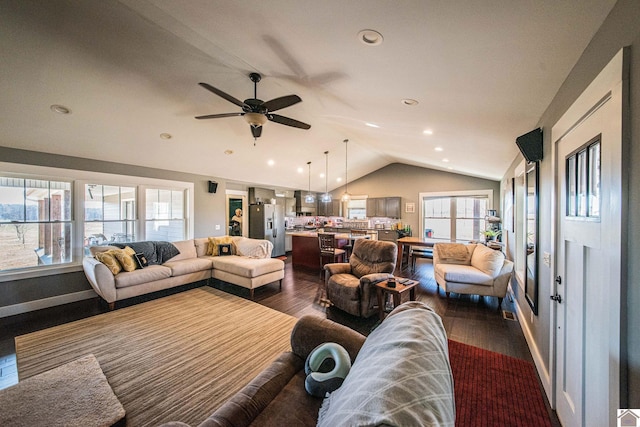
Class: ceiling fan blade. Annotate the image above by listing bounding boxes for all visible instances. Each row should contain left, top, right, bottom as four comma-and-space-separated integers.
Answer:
198, 82, 248, 109
262, 94, 302, 112
251, 125, 263, 138
268, 114, 311, 130
195, 112, 243, 120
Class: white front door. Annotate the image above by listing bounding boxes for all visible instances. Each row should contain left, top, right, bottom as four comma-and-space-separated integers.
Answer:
552, 50, 625, 427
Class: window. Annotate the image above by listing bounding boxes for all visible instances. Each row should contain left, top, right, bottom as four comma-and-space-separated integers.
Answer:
83, 184, 136, 252
0, 177, 72, 271
419, 190, 493, 241
145, 188, 186, 241
566, 137, 601, 219
346, 198, 366, 219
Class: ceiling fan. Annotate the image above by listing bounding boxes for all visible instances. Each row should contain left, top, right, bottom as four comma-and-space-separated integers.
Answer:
195, 72, 311, 139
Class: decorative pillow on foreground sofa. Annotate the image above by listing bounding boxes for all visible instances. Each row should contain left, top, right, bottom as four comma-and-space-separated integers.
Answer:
159, 301, 455, 427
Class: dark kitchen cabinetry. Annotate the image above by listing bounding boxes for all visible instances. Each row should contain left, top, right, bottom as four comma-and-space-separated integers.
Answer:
317, 199, 341, 216
366, 197, 401, 218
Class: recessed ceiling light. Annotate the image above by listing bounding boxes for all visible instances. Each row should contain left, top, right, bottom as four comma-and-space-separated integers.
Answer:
224, 149, 233, 155
320, 173, 325, 178
336, 177, 342, 182
447, 166, 454, 170
267, 160, 275, 166
434, 147, 444, 152
401, 99, 419, 106
442, 158, 450, 163
159, 133, 172, 140
50, 104, 71, 114
423, 129, 433, 135
297, 167, 304, 173
358, 29, 383, 46
365, 122, 380, 128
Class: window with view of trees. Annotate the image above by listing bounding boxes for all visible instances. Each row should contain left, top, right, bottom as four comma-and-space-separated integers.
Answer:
0, 177, 72, 271
420, 191, 492, 242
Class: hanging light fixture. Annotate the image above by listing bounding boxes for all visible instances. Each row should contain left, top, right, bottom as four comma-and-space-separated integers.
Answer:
304, 161, 315, 203
321, 151, 332, 203
341, 139, 351, 202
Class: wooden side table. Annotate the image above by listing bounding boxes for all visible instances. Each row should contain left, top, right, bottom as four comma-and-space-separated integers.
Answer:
375, 278, 419, 320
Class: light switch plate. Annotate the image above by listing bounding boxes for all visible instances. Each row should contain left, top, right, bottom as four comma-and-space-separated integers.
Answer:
543, 251, 551, 267
215, 224, 221, 230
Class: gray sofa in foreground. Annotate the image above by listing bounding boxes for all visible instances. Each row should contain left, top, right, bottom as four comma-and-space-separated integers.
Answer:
83, 236, 284, 308
161, 301, 455, 427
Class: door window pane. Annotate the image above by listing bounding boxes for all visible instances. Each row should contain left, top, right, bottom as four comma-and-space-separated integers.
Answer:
588, 142, 600, 217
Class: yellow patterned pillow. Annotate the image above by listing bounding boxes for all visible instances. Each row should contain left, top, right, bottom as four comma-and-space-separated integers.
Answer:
95, 250, 123, 275
114, 246, 137, 272
207, 236, 236, 256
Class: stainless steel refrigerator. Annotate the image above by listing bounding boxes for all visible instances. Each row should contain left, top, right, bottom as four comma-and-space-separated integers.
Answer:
249, 204, 285, 257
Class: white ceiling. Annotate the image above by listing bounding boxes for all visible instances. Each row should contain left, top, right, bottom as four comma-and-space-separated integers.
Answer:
0, 0, 616, 193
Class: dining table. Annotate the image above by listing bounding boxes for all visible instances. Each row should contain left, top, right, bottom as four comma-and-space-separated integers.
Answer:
395, 236, 440, 273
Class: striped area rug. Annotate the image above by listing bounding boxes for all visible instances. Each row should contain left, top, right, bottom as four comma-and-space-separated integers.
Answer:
15, 287, 298, 426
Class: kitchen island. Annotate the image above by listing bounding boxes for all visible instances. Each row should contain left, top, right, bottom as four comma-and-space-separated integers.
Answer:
291, 232, 349, 270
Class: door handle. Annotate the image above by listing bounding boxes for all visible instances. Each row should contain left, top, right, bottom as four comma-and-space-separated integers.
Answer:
550, 294, 563, 304
555, 275, 562, 285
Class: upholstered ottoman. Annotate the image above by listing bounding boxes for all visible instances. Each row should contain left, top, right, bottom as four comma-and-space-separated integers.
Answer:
211, 256, 285, 298
0, 354, 125, 427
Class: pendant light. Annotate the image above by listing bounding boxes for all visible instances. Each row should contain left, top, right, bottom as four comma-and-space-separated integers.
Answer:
321, 151, 332, 203
304, 161, 315, 203
341, 139, 351, 202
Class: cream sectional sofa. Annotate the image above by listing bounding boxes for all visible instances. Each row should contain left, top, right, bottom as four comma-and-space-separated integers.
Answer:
83, 236, 285, 309
433, 242, 514, 308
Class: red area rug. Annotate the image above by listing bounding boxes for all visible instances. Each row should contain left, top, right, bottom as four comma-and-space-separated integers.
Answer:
448, 340, 552, 427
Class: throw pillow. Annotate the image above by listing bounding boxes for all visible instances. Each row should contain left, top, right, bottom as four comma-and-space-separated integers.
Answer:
113, 246, 137, 272
134, 253, 149, 269
207, 236, 236, 256
94, 250, 123, 275
470, 243, 504, 277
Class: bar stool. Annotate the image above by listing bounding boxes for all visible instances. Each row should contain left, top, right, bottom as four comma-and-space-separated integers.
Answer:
318, 233, 346, 280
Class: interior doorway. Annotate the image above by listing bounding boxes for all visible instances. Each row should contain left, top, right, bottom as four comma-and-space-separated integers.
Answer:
226, 191, 248, 237
551, 48, 626, 427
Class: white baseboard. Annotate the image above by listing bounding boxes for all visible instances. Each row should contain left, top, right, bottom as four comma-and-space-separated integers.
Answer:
513, 294, 552, 404
0, 289, 97, 318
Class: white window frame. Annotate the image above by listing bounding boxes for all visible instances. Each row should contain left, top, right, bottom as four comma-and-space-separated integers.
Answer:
0, 162, 193, 283
418, 190, 494, 241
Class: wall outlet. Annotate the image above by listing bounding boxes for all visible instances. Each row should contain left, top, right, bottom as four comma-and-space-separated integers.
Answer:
215, 224, 221, 230
543, 251, 551, 267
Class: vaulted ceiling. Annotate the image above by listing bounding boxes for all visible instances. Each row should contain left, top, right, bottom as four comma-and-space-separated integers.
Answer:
0, 0, 616, 192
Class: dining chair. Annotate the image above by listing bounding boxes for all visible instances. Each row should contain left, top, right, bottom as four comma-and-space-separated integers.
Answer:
410, 246, 433, 271
318, 233, 346, 280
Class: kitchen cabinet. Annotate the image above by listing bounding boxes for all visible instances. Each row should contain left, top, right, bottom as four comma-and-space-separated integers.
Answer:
285, 233, 293, 252
318, 199, 341, 216
366, 197, 401, 218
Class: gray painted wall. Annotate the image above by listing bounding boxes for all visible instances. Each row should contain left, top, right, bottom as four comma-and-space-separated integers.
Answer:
503, 0, 639, 407
332, 162, 501, 233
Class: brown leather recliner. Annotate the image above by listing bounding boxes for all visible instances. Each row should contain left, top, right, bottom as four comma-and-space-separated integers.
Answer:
324, 238, 397, 318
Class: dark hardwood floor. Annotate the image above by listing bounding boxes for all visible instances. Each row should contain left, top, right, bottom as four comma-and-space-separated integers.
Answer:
0, 255, 560, 425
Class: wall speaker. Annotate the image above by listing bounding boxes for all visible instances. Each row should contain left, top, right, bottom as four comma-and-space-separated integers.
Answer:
515, 128, 543, 163
208, 180, 218, 194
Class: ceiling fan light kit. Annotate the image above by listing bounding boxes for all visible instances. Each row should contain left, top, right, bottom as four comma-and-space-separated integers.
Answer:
195, 72, 310, 140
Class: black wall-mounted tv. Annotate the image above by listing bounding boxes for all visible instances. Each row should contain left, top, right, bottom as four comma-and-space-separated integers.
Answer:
516, 128, 543, 163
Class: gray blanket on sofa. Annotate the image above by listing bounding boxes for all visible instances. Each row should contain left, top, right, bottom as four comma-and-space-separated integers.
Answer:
112, 241, 180, 265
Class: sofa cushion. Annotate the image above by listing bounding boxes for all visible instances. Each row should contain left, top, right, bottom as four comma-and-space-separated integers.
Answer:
163, 258, 213, 276
94, 250, 123, 275
317, 302, 455, 427
113, 246, 138, 272
194, 238, 210, 257
168, 240, 197, 261
435, 242, 474, 265
435, 263, 494, 286
232, 237, 272, 258
211, 256, 284, 278
208, 236, 236, 256
470, 243, 504, 277
114, 265, 172, 288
